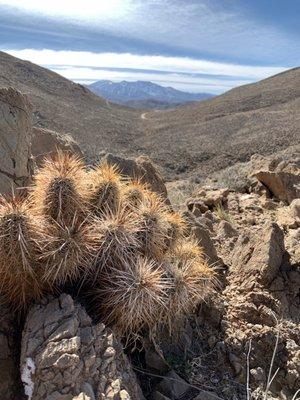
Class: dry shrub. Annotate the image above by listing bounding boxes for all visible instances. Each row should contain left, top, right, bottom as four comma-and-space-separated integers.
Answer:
87, 162, 121, 216
96, 256, 171, 337
39, 216, 96, 286
0, 196, 45, 309
30, 151, 87, 225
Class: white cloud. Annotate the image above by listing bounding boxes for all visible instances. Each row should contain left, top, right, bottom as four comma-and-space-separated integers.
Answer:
5, 49, 287, 81
0, 0, 133, 21
1, 0, 298, 64
48, 66, 252, 93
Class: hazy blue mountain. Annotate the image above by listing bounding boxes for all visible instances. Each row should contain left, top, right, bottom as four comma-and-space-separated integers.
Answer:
87, 80, 214, 108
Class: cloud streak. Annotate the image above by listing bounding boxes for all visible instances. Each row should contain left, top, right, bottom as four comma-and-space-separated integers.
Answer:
6, 49, 287, 80
4, 48, 288, 93
1, 0, 299, 65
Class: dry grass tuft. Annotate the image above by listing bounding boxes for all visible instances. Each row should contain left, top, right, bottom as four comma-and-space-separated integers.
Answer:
96, 256, 171, 336
39, 216, 96, 286
87, 162, 121, 216
87, 207, 139, 276
0, 196, 45, 309
136, 193, 170, 260
30, 151, 87, 225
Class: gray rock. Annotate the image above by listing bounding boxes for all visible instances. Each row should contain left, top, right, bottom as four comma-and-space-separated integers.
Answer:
0, 87, 33, 194
153, 391, 171, 400
21, 294, 145, 400
0, 301, 21, 399
252, 154, 300, 204
32, 126, 83, 165
217, 220, 238, 238
230, 222, 285, 285
156, 370, 190, 399
191, 225, 223, 267
102, 153, 168, 199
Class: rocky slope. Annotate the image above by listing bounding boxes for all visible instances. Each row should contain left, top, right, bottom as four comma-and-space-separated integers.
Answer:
0, 51, 299, 179
0, 51, 141, 164
0, 105, 299, 399
142, 67, 300, 179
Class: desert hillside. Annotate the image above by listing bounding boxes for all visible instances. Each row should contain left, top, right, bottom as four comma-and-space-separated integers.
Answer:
0, 51, 142, 162
0, 51, 299, 180
0, 87, 299, 400
142, 67, 300, 179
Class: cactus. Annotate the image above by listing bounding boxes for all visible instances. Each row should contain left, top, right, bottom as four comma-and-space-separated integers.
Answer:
164, 211, 186, 251
173, 237, 204, 261
39, 216, 96, 286
163, 248, 215, 332
135, 193, 170, 260
0, 196, 45, 309
30, 151, 87, 225
0, 152, 215, 340
87, 207, 139, 276
97, 256, 171, 336
87, 163, 121, 216
123, 179, 150, 207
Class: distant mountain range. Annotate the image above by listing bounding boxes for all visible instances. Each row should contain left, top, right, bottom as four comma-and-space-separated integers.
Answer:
86, 80, 214, 109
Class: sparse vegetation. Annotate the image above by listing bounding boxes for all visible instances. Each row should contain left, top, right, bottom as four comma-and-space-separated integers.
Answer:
214, 203, 232, 223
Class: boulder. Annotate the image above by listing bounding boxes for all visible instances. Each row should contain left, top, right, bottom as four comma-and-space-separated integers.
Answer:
0, 87, 33, 194
0, 87, 84, 195
252, 154, 300, 204
0, 301, 21, 399
102, 153, 168, 198
187, 187, 229, 211
21, 294, 145, 400
184, 211, 223, 267
186, 199, 208, 216
156, 370, 190, 399
230, 222, 285, 285
277, 199, 300, 229
217, 220, 238, 239
32, 127, 83, 166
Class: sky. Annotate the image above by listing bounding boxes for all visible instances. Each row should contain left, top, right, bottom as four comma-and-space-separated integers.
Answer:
0, 0, 299, 94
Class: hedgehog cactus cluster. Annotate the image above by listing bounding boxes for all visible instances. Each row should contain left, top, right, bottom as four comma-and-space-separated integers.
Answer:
0, 152, 215, 338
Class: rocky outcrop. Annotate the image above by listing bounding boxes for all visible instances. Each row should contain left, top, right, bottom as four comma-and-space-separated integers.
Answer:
184, 211, 223, 267
187, 187, 230, 212
0, 301, 21, 399
229, 222, 285, 285
223, 222, 300, 396
102, 153, 168, 198
252, 154, 300, 204
0, 87, 33, 194
21, 294, 144, 400
32, 127, 83, 166
0, 87, 83, 195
